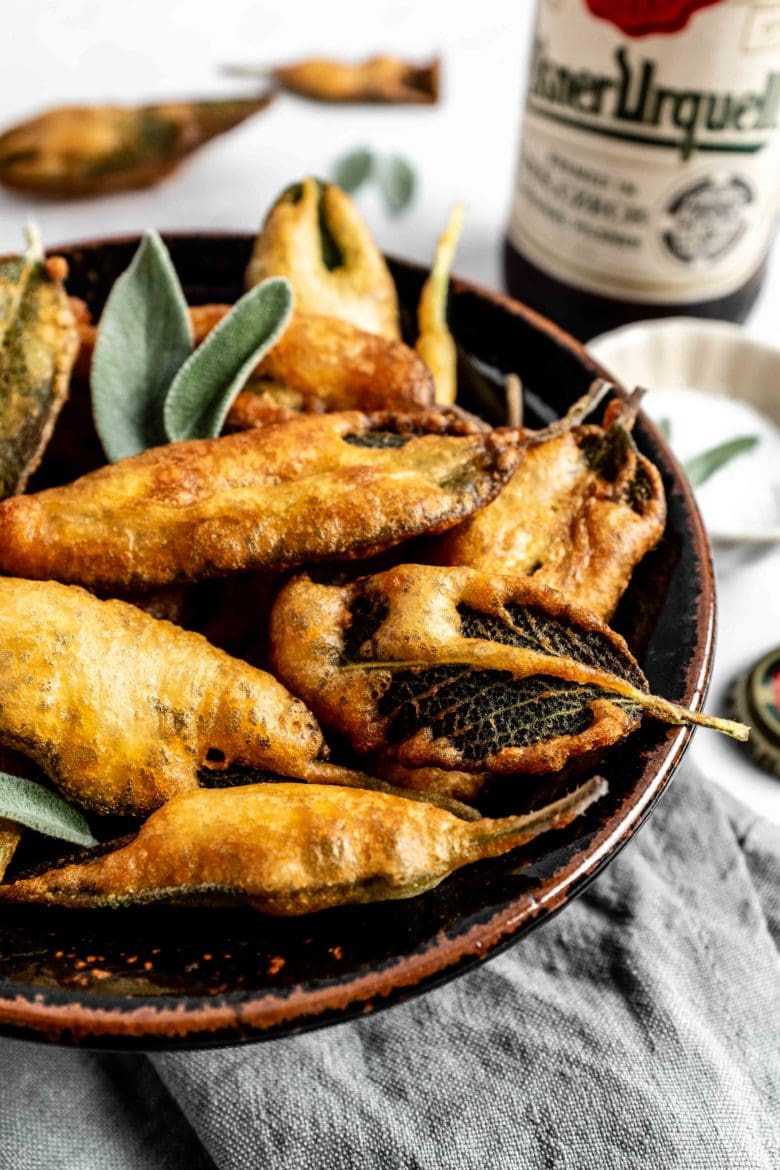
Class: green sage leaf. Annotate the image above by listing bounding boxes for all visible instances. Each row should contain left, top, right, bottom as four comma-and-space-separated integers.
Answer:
91, 230, 192, 462
684, 435, 759, 487
0, 772, 96, 847
377, 154, 417, 215
163, 276, 294, 442
333, 147, 374, 194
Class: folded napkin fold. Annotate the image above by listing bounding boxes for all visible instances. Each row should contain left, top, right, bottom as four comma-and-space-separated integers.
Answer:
1, 764, 778, 1170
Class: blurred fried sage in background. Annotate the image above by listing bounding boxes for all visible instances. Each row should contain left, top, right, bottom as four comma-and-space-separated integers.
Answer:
0, 95, 274, 198
226, 54, 440, 105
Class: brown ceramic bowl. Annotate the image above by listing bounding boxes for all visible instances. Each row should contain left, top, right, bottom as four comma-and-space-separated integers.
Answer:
0, 234, 714, 1049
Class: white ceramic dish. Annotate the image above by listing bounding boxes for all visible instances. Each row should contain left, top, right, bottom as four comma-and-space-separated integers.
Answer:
589, 318, 780, 545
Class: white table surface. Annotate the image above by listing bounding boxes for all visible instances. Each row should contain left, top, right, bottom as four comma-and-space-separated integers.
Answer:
2, 0, 778, 823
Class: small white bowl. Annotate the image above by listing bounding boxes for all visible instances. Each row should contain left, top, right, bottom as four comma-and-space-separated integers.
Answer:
588, 318, 780, 545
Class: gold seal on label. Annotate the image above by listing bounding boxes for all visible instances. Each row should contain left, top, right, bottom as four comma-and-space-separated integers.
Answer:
728, 646, 780, 779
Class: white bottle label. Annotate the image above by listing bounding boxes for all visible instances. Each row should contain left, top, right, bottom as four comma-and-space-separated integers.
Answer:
508, 0, 780, 303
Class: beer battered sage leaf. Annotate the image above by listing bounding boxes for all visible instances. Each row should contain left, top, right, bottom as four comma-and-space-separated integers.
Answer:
0, 223, 78, 497
0, 772, 96, 847
339, 592, 749, 760
163, 276, 294, 442
92, 230, 192, 461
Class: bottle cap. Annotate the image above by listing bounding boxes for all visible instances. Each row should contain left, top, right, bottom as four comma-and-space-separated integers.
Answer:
728, 647, 780, 779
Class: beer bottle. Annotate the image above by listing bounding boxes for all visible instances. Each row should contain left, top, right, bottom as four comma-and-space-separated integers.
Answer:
504, 0, 780, 340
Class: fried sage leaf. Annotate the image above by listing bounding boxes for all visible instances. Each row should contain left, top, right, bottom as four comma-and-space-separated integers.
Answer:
184, 305, 434, 426
0, 410, 516, 590
0, 96, 274, 198
0, 776, 605, 913
0, 578, 326, 816
163, 277, 293, 441
227, 55, 440, 105
0, 772, 96, 847
270, 564, 747, 775
245, 177, 400, 339
92, 230, 192, 461
416, 203, 465, 405
431, 396, 666, 620
0, 232, 78, 497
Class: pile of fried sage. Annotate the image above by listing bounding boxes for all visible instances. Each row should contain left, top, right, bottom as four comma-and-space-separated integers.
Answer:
0, 180, 748, 916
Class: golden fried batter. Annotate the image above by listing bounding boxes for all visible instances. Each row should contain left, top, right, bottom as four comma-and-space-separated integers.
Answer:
266, 55, 440, 104
0, 247, 78, 498
0, 97, 274, 198
367, 757, 490, 805
191, 306, 434, 425
416, 203, 464, 405
0, 411, 519, 590
0, 578, 325, 815
245, 178, 400, 339
0, 777, 606, 914
271, 563, 745, 775
431, 410, 666, 620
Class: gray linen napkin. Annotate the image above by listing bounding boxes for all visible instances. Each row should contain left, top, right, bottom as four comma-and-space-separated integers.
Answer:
1, 763, 778, 1170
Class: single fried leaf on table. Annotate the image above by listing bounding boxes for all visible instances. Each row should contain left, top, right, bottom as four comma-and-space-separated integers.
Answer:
91, 230, 192, 461
0, 772, 96, 848
270, 564, 749, 777
164, 277, 294, 441
377, 154, 416, 215
333, 147, 374, 193
0, 229, 78, 497
684, 435, 759, 487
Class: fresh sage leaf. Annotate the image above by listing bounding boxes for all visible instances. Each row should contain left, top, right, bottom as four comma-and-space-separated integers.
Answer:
91, 230, 192, 462
684, 435, 759, 487
0, 772, 96, 847
333, 147, 374, 194
377, 154, 416, 215
163, 277, 294, 442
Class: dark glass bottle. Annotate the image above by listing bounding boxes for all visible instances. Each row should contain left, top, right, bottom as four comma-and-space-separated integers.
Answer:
504, 0, 780, 341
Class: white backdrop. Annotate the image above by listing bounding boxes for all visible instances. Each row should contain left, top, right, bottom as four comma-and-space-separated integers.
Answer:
1, 0, 778, 820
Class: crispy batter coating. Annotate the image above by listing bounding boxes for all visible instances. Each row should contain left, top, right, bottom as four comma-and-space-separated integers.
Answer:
367, 757, 490, 804
0, 411, 519, 590
271, 564, 646, 774
0, 578, 325, 815
0, 97, 274, 198
416, 203, 464, 405
268, 55, 440, 104
431, 413, 666, 620
245, 178, 400, 339
0, 250, 78, 497
271, 560, 748, 769
187, 306, 434, 425
0, 822, 21, 882
0, 777, 606, 914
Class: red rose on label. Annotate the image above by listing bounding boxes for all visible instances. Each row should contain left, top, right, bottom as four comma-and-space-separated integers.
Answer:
585, 0, 723, 37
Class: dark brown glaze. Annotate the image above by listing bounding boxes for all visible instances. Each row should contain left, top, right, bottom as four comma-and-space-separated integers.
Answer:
0, 235, 714, 1049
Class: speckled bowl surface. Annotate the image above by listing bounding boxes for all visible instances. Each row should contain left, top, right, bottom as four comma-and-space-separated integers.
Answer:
0, 235, 714, 1049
